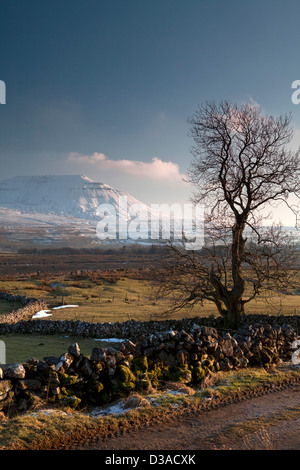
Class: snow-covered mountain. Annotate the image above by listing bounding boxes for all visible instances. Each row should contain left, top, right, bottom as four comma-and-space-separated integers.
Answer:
0, 175, 158, 249
0, 175, 195, 250
0, 174, 151, 222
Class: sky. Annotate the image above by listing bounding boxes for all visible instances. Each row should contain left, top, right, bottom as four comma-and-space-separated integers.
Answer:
1, 0, 300, 225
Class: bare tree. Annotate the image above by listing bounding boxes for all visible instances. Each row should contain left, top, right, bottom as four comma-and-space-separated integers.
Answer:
157, 101, 300, 329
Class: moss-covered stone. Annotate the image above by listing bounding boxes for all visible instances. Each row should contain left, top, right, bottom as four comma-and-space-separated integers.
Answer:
59, 373, 79, 386
147, 370, 159, 388
135, 372, 152, 392
133, 356, 148, 375
66, 380, 85, 399
191, 365, 206, 384
90, 380, 104, 394
147, 362, 170, 388
260, 346, 278, 368
63, 395, 81, 409
118, 364, 136, 383
92, 361, 105, 374
113, 365, 137, 395
138, 378, 152, 392
59, 386, 69, 397
169, 365, 192, 384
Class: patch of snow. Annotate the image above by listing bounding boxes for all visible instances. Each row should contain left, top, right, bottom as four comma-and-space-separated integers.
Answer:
94, 338, 125, 343
52, 305, 79, 309
91, 402, 128, 417
90, 395, 151, 417
32, 310, 52, 319
31, 304, 79, 318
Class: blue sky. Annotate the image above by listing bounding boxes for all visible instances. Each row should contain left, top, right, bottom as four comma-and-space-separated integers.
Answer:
1, 0, 300, 224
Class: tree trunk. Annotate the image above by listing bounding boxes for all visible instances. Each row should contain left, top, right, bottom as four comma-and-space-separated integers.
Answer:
226, 220, 246, 329
223, 298, 244, 329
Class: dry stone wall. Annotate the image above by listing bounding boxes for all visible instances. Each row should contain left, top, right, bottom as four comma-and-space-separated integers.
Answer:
0, 320, 298, 416
0, 292, 47, 324
0, 313, 299, 339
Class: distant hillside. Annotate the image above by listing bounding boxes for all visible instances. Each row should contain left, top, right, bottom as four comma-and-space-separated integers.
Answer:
0, 175, 157, 250
0, 174, 150, 221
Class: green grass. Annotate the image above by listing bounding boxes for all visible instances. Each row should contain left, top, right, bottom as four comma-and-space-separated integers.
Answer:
207, 367, 298, 396
0, 334, 123, 364
0, 299, 24, 315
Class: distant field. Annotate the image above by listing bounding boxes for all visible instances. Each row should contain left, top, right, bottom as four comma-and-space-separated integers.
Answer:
0, 272, 299, 324
0, 247, 164, 275
0, 247, 298, 323
0, 275, 173, 322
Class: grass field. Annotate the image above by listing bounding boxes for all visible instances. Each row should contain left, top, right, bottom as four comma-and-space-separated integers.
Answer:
0, 273, 299, 324
0, 334, 123, 363
0, 299, 23, 315
0, 275, 173, 322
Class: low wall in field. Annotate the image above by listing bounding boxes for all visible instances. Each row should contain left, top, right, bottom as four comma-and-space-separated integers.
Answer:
0, 292, 47, 324
0, 320, 298, 415
0, 312, 299, 340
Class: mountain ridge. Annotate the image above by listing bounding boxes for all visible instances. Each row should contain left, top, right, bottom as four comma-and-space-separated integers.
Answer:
0, 174, 151, 222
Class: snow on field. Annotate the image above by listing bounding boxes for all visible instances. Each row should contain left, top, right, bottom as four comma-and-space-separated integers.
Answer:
94, 338, 124, 343
91, 402, 128, 417
32, 305, 78, 318
52, 305, 79, 309
32, 310, 52, 318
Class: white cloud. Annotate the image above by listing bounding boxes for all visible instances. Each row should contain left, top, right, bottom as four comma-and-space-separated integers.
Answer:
68, 152, 186, 182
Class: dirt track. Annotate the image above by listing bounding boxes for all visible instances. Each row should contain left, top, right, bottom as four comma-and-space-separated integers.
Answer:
74, 383, 300, 451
